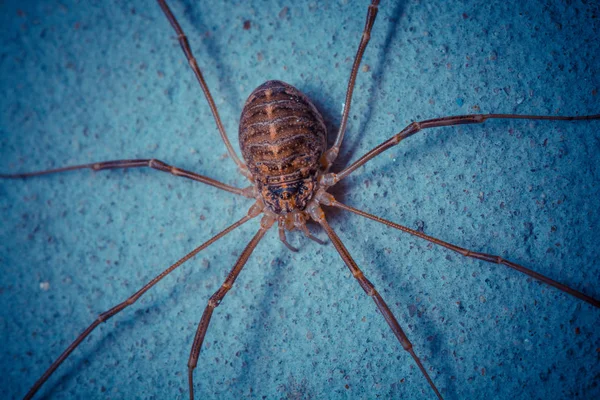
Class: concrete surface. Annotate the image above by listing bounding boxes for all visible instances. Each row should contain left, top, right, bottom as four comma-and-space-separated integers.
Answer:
1, 0, 599, 399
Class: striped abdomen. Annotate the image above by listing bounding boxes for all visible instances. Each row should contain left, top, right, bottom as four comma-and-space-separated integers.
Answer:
239, 80, 327, 185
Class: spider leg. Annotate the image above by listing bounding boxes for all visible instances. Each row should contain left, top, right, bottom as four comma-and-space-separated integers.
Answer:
311, 206, 444, 400
22, 209, 258, 400
1, 158, 250, 197
187, 214, 274, 400
299, 224, 327, 245
279, 222, 299, 252
322, 0, 380, 169
156, 0, 247, 173
329, 199, 600, 308
321, 113, 600, 185
294, 212, 327, 245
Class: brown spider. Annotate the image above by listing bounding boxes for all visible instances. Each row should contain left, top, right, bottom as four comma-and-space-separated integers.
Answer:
1, 0, 599, 399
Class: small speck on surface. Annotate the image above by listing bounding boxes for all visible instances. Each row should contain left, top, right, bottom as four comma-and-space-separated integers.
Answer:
279, 7, 289, 19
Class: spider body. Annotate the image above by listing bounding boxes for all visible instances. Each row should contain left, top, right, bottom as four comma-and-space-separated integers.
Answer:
239, 80, 326, 215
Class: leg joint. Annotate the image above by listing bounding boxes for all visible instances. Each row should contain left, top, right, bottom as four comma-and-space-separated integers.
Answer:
352, 270, 364, 279
149, 158, 170, 172
97, 312, 108, 323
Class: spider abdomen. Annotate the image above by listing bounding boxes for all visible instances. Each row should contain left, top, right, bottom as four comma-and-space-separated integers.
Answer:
239, 80, 327, 214
239, 80, 326, 182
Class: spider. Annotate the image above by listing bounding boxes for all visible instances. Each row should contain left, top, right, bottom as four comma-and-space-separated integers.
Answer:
1, 0, 599, 399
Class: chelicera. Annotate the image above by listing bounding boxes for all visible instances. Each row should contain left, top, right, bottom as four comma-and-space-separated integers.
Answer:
2, 1, 599, 399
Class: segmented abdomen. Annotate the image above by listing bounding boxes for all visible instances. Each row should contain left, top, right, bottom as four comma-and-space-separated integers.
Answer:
239, 80, 327, 185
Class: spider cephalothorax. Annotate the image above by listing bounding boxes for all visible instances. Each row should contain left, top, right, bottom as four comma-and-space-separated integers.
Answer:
256, 177, 317, 214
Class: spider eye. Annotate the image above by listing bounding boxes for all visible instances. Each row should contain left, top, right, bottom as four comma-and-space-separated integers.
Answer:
280, 192, 291, 200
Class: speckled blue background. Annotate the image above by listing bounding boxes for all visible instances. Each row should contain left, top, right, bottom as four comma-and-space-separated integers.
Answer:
1, 1, 599, 399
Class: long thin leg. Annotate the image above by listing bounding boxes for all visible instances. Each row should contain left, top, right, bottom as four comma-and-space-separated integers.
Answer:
157, 0, 245, 171
279, 222, 299, 252
187, 215, 274, 400
311, 207, 443, 400
321, 113, 600, 186
322, 0, 380, 168
1, 158, 249, 197
328, 198, 600, 308
23, 211, 257, 400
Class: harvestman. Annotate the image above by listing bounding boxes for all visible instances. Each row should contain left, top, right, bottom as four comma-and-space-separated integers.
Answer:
2, 1, 599, 399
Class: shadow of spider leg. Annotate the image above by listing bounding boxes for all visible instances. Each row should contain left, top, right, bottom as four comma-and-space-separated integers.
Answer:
19, 202, 263, 400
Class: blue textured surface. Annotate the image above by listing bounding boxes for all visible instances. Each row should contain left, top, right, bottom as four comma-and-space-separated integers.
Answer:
1, 1, 599, 399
